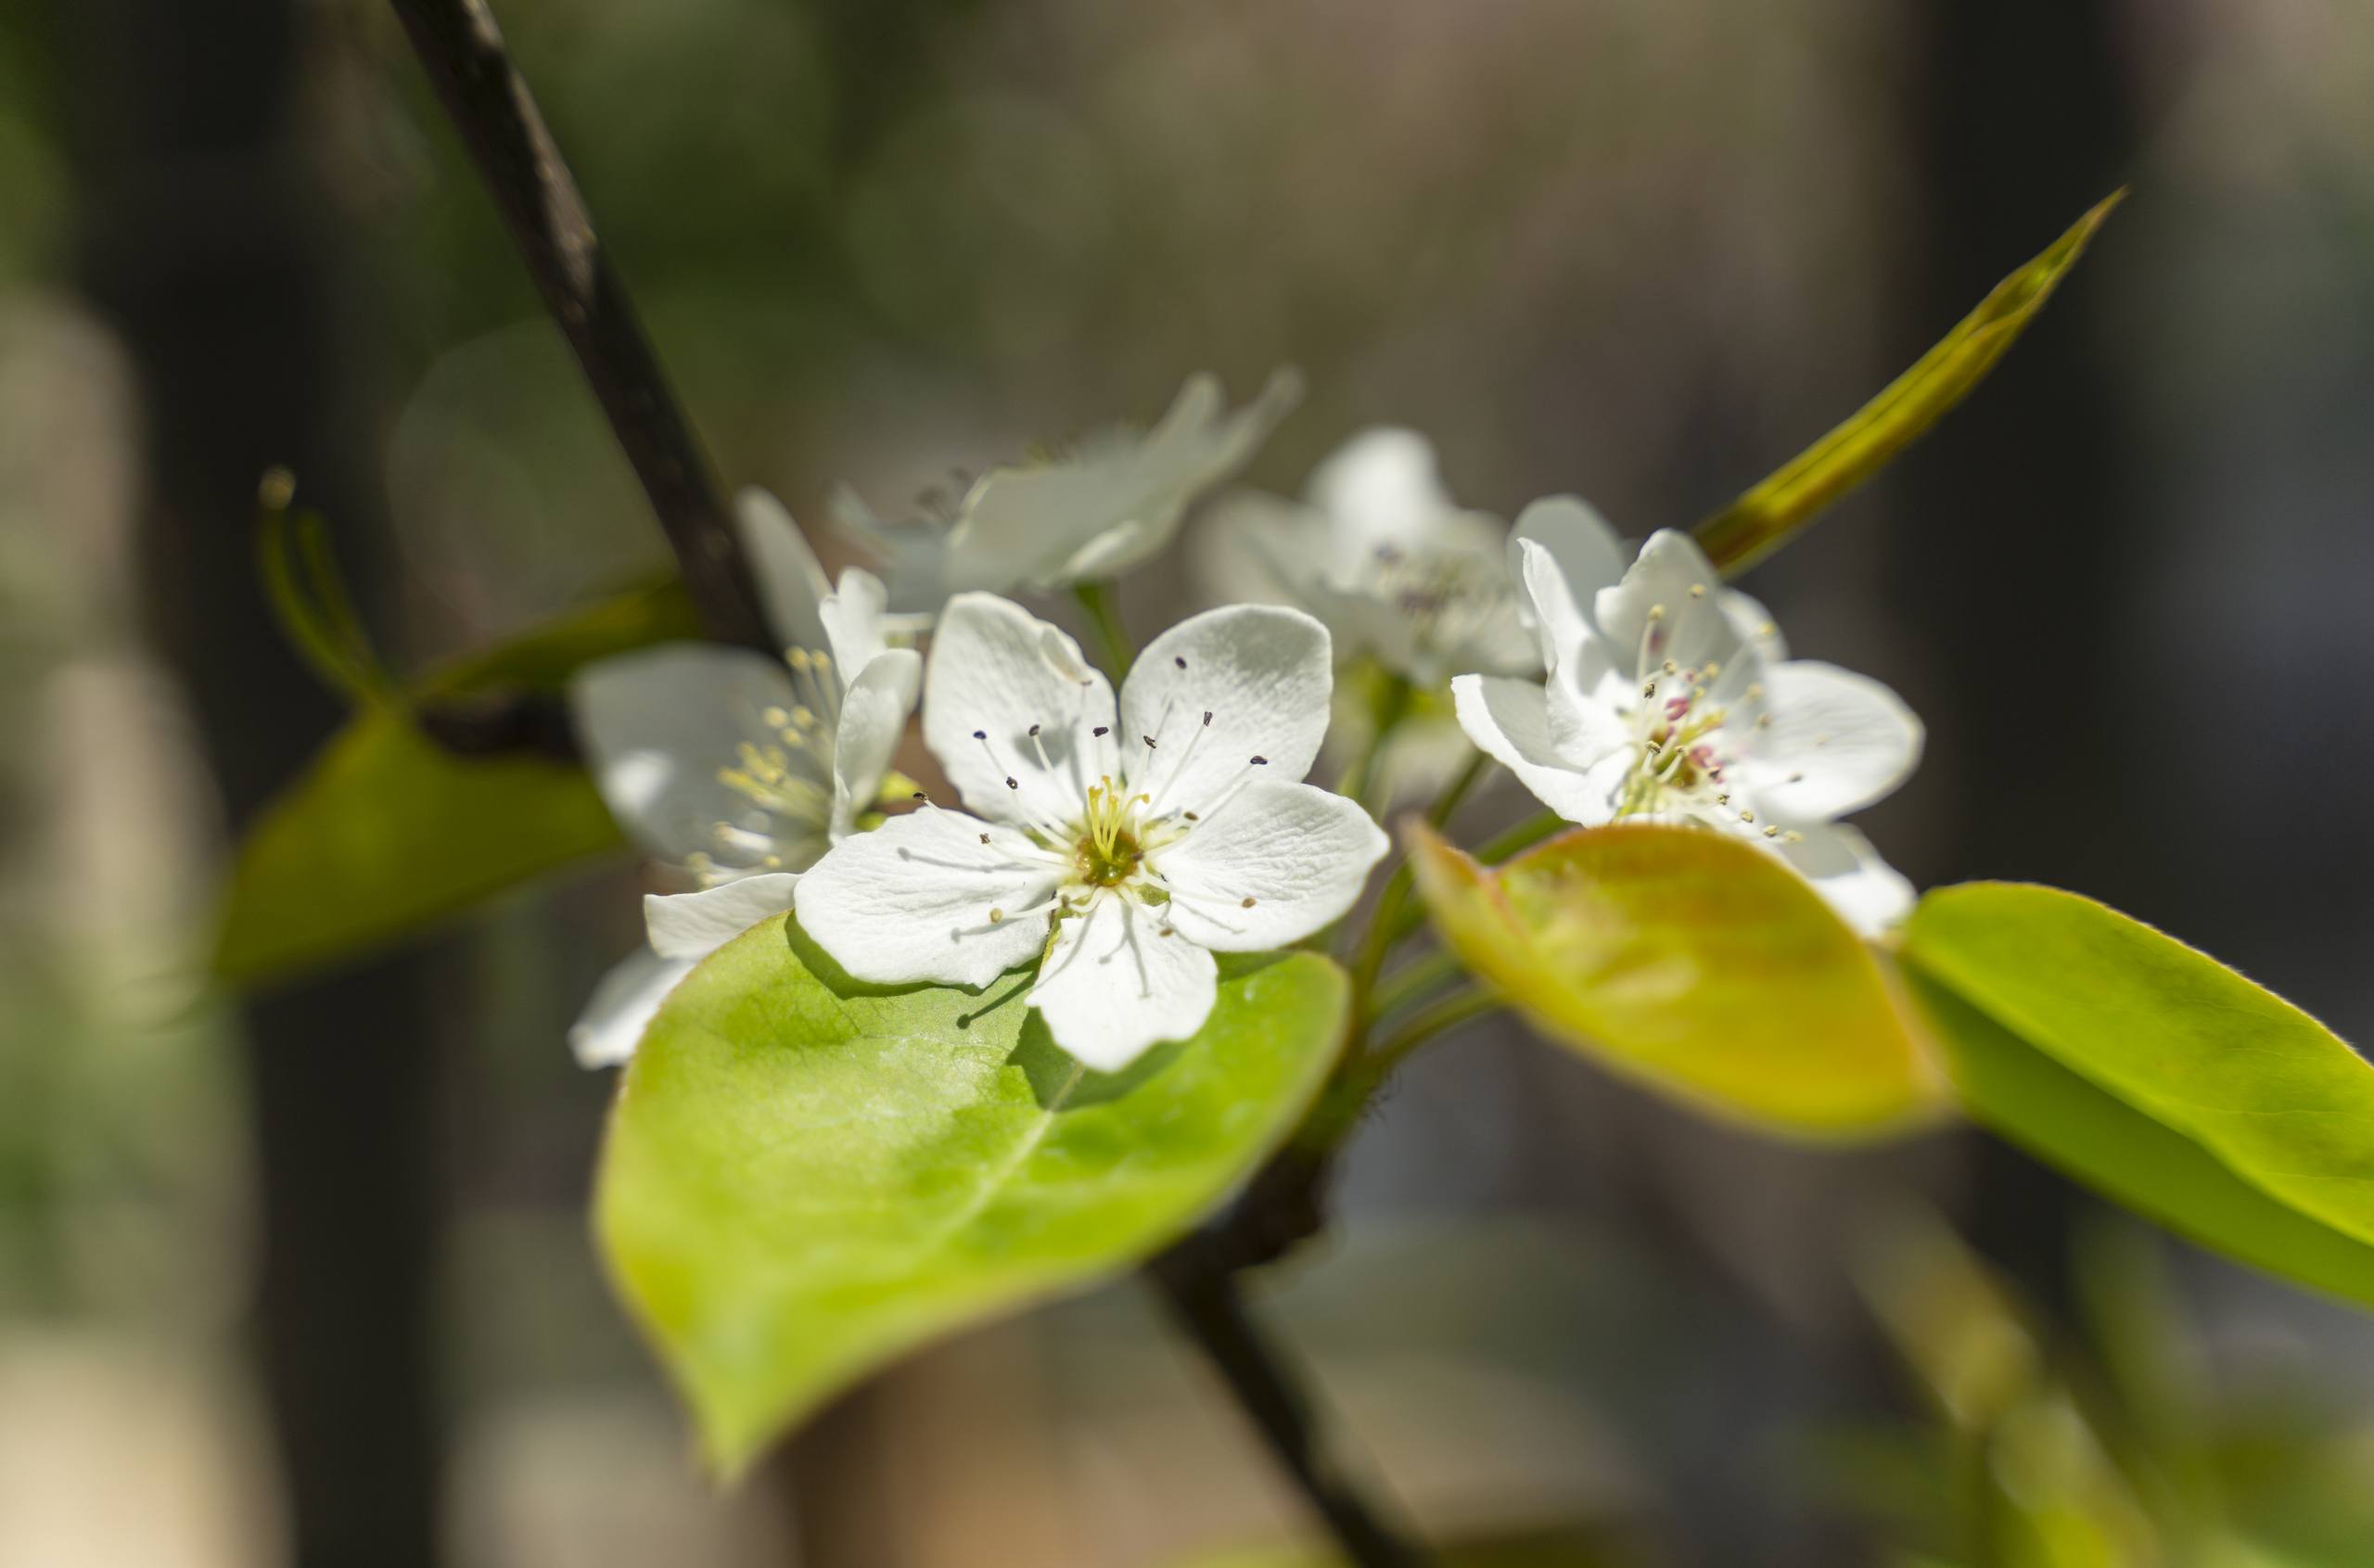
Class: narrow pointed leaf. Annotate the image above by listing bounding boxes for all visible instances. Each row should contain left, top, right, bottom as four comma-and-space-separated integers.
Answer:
596, 916, 1348, 1478
1406, 821, 1945, 1138
1902, 882, 2374, 1310
1694, 191, 2123, 576
215, 581, 699, 985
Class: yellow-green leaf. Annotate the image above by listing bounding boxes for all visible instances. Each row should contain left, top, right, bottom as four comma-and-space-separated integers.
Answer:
1693, 190, 2123, 576
597, 916, 1349, 1478
1902, 883, 2374, 1311
214, 581, 700, 986
1405, 821, 1945, 1139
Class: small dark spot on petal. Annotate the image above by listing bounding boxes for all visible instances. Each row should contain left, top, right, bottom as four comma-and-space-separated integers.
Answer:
1005, 776, 1019, 788
1241, 897, 1257, 909
1093, 725, 1109, 737
1250, 755, 1268, 766
1142, 734, 1157, 748
972, 729, 987, 740
1173, 656, 1187, 669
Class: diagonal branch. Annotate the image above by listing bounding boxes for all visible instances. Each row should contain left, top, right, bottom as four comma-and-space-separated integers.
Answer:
386, 0, 773, 653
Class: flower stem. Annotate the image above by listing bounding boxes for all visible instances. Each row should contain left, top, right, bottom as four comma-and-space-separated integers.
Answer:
1368, 947, 1464, 1024
1073, 580, 1135, 681
1149, 1262, 1431, 1568
1362, 987, 1500, 1081
1340, 674, 1415, 815
1426, 748, 1492, 831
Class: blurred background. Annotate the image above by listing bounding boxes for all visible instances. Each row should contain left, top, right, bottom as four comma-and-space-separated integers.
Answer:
6, 0, 2374, 1563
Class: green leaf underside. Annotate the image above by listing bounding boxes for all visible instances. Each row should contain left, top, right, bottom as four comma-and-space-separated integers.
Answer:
1405, 821, 1944, 1138
1902, 883, 2374, 1309
214, 580, 700, 986
1692, 190, 2123, 577
596, 915, 1349, 1477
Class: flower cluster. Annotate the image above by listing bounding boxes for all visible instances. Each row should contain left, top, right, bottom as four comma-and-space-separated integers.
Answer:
568, 374, 1923, 1070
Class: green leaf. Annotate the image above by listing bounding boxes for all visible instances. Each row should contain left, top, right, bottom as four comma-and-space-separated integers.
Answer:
214, 581, 701, 986
1405, 821, 1945, 1139
1692, 190, 2123, 576
596, 915, 1349, 1477
1900, 883, 2374, 1311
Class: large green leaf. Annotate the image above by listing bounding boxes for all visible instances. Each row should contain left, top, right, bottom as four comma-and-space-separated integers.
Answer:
1405, 821, 1945, 1139
596, 914, 1349, 1477
1900, 883, 2374, 1310
1692, 191, 2122, 576
215, 581, 699, 986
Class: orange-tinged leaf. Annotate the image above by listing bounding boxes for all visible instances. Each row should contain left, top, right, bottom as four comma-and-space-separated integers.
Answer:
1406, 820, 1944, 1139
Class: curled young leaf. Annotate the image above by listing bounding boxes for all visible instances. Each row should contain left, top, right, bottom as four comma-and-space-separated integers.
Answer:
215, 580, 700, 986
1692, 190, 2123, 576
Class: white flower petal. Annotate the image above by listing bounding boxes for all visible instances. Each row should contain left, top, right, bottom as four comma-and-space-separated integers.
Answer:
1510, 495, 1627, 624
1777, 822, 1916, 938
957, 368, 1303, 591
570, 644, 810, 864
793, 807, 1059, 988
1155, 779, 1386, 951
830, 482, 947, 629
644, 873, 803, 962
1735, 660, 1923, 822
1451, 673, 1630, 824
828, 647, 922, 840
1121, 605, 1333, 810
1307, 427, 1502, 569
820, 567, 894, 678
736, 488, 833, 657
1512, 536, 1595, 689
1027, 893, 1218, 1071
922, 593, 1117, 829
1193, 491, 1334, 609
1719, 587, 1788, 662
1592, 529, 1742, 678
568, 947, 696, 1069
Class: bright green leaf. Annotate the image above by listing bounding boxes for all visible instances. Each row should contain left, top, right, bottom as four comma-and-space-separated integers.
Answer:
214, 581, 700, 986
1901, 883, 2374, 1311
1405, 821, 1945, 1139
1692, 190, 2123, 576
596, 915, 1348, 1477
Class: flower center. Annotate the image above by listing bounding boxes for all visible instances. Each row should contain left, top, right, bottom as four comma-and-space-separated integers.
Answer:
1075, 775, 1150, 887
1363, 544, 1515, 653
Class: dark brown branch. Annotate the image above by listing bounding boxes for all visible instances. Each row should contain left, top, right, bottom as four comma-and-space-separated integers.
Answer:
385, 0, 773, 653
1150, 1251, 1428, 1568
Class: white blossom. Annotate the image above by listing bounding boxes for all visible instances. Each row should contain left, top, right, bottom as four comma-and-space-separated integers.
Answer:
1200, 427, 1539, 687
795, 593, 1386, 1070
832, 369, 1301, 622
1452, 522, 1921, 935
565, 490, 922, 1065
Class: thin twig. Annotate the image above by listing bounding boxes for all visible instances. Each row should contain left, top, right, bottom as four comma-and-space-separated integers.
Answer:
385, 0, 772, 653
1149, 1258, 1429, 1568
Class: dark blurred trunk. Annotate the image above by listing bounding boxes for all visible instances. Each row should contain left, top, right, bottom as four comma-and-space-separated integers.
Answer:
1896, 0, 2140, 1311
57, 4, 445, 1566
